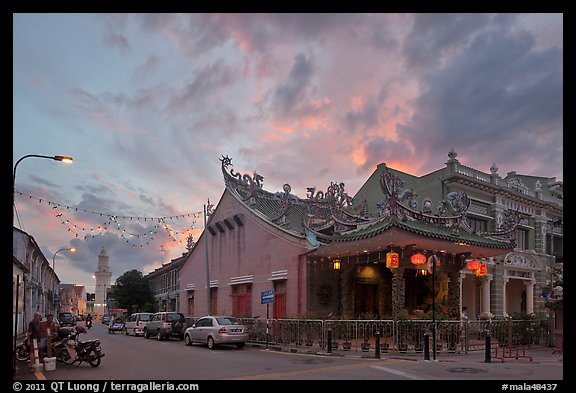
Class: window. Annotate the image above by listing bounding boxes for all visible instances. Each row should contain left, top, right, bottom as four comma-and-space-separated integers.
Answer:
516, 229, 528, 250
231, 284, 252, 317
467, 217, 486, 233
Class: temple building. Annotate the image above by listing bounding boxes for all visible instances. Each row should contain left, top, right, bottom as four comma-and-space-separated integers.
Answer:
178, 150, 562, 320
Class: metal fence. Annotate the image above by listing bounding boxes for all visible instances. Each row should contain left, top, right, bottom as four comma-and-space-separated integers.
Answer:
241, 317, 550, 355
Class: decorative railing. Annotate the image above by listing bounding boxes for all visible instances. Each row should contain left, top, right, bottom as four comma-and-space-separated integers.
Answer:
241, 317, 549, 355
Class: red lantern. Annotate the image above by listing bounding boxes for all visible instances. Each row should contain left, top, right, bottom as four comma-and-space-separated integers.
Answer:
466, 259, 481, 271
386, 252, 399, 268
476, 263, 488, 277
410, 253, 427, 266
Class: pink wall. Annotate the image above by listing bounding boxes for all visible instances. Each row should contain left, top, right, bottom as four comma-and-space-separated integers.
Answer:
179, 189, 309, 318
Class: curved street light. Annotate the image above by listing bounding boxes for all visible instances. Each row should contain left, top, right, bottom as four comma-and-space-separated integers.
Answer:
13, 154, 74, 192
52, 247, 76, 271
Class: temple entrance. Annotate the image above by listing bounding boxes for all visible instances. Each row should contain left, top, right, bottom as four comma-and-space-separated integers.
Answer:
404, 269, 432, 313
354, 283, 379, 318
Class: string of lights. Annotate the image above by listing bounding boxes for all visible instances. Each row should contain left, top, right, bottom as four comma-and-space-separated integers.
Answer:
15, 190, 202, 247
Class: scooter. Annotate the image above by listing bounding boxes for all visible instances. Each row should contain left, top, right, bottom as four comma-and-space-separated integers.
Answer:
86, 319, 92, 329
57, 326, 105, 367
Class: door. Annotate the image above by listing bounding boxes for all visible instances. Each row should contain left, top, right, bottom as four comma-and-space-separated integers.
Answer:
354, 283, 379, 318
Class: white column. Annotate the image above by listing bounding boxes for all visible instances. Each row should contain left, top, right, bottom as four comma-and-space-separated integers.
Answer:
479, 276, 493, 319
525, 279, 535, 315
502, 276, 509, 318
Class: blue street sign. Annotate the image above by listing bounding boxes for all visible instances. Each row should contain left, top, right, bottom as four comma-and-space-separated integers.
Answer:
261, 289, 275, 304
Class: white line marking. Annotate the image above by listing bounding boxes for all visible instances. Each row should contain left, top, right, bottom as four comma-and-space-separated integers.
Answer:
370, 365, 424, 380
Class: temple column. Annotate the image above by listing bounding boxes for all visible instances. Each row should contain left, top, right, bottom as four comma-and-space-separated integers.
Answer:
447, 270, 461, 319
479, 276, 493, 319
502, 276, 509, 318
525, 279, 535, 315
391, 268, 405, 316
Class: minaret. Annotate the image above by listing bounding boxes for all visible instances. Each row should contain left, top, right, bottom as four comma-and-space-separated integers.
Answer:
94, 247, 112, 318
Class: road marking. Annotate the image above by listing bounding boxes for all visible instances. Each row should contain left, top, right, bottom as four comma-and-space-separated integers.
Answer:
225, 362, 370, 380
34, 370, 46, 380
370, 365, 424, 380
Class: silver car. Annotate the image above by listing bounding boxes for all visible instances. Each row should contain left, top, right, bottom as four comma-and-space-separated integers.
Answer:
184, 316, 248, 349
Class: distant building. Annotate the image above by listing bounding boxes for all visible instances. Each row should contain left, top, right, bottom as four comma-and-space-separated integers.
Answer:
94, 247, 112, 318
146, 252, 189, 312
13, 227, 60, 336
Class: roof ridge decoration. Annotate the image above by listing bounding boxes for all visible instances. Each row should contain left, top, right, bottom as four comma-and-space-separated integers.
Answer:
379, 164, 470, 236
378, 164, 520, 242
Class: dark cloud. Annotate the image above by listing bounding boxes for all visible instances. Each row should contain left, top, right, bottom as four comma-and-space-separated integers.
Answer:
344, 102, 380, 134
168, 60, 238, 113
358, 137, 414, 175
272, 52, 315, 116
103, 33, 131, 55
399, 23, 562, 176
403, 13, 517, 73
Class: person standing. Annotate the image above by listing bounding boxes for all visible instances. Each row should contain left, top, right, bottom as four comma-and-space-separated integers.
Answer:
39, 314, 59, 359
26, 312, 42, 366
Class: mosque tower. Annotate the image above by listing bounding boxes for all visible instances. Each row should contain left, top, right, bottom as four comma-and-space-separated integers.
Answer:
94, 247, 112, 318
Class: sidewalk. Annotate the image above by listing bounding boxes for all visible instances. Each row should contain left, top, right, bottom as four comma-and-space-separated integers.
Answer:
249, 342, 563, 364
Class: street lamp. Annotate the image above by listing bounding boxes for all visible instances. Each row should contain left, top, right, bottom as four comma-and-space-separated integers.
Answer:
52, 247, 76, 271
13, 154, 74, 192
204, 199, 214, 315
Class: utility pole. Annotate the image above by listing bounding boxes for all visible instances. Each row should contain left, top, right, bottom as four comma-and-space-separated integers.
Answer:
204, 199, 213, 315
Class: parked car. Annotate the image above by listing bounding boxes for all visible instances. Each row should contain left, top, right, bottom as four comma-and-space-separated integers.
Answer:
58, 312, 77, 327
101, 314, 113, 325
184, 316, 248, 349
108, 320, 125, 334
124, 312, 154, 336
143, 312, 186, 341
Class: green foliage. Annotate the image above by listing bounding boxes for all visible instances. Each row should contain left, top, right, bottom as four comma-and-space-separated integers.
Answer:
112, 269, 155, 315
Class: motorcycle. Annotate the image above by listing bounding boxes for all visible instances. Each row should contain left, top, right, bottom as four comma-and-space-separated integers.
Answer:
86, 319, 93, 329
56, 326, 105, 367
14, 338, 30, 362
14, 328, 71, 362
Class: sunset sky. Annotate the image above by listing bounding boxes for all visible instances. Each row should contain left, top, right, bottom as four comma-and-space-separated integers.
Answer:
13, 13, 563, 292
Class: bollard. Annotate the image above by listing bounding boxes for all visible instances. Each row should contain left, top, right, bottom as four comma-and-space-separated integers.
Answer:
375, 330, 381, 359
484, 332, 491, 363
327, 328, 333, 354
424, 333, 430, 360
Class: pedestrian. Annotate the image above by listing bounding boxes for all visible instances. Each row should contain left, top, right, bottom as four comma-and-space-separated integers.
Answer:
26, 312, 42, 366
39, 313, 59, 359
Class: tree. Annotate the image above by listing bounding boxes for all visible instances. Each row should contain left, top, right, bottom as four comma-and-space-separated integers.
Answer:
112, 269, 155, 315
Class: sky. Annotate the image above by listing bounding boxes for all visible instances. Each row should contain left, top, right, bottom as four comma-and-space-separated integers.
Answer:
12, 13, 563, 293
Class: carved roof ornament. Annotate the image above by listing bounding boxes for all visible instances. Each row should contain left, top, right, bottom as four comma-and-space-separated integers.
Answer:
535, 179, 542, 192
490, 162, 498, 175
220, 155, 264, 201
379, 165, 470, 233
507, 177, 530, 195
448, 147, 458, 161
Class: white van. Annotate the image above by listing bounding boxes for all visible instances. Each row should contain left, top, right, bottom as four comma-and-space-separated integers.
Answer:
124, 312, 154, 336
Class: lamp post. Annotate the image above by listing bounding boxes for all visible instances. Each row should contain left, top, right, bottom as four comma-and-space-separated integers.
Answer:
428, 254, 439, 361
52, 247, 76, 271
204, 199, 213, 316
13, 154, 74, 192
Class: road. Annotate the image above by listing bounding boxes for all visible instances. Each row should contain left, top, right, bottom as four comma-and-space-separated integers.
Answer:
16, 322, 564, 382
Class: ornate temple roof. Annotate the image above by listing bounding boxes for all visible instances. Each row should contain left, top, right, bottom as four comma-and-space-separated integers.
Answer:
218, 155, 518, 257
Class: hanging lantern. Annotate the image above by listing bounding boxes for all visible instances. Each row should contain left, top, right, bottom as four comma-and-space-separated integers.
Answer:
476, 262, 488, 277
411, 253, 427, 266
467, 259, 481, 271
386, 251, 399, 268
333, 259, 341, 270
